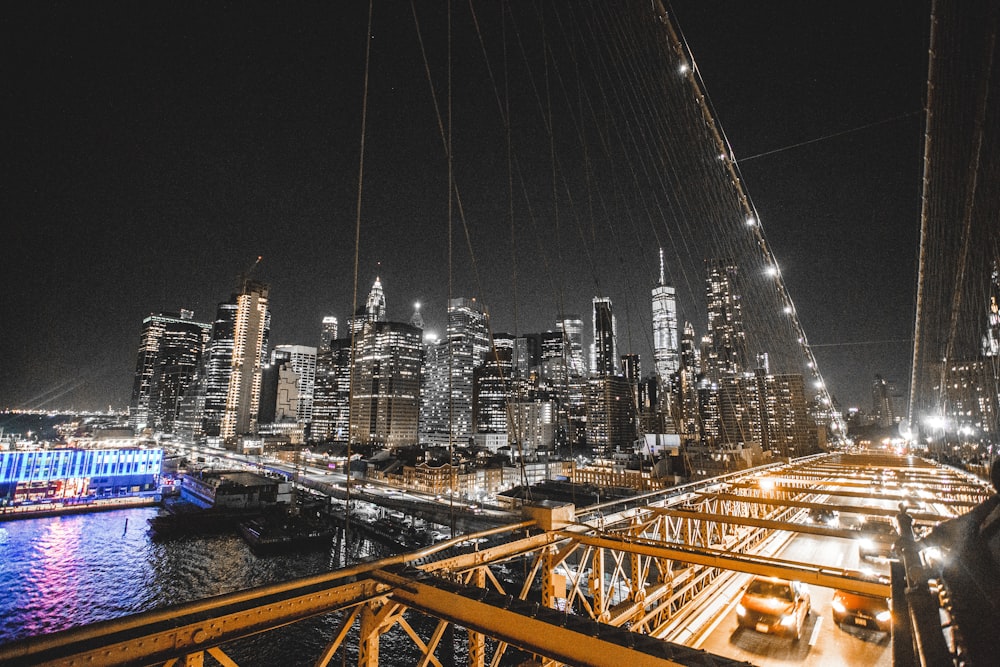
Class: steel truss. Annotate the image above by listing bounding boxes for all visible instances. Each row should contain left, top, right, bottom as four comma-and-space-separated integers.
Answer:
0, 453, 987, 667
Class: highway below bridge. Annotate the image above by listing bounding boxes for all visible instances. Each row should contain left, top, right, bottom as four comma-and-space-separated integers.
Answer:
0, 451, 995, 667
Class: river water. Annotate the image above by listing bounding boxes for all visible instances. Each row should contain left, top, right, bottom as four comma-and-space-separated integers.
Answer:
0, 507, 500, 666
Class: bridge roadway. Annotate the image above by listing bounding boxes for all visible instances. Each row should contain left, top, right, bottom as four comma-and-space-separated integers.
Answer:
0, 452, 990, 667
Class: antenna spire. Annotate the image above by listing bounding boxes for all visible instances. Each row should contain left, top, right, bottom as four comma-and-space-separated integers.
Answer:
659, 248, 665, 286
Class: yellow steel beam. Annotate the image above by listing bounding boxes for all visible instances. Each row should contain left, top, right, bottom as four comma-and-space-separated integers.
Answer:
370, 569, 718, 667
0, 577, 391, 667
561, 533, 891, 597
645, 507, 895, 544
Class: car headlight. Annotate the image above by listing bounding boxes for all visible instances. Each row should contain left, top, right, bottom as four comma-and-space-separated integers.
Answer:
876, 610, 892, 623
736, 603, 746, 617
921, 545, 944, 565
831, 599, 846, 614
780, 614, 796, 627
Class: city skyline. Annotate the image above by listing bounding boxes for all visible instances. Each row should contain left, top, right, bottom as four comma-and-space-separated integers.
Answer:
6, 2, 928, 414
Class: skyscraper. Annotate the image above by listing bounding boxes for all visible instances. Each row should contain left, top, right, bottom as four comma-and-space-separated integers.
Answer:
350, 321, 422, 446
129, 310, 211, 434
444, 297, 491, 443
651, 248, 679, 383
591, 297, 617, 376
705, 258, 747, 380
312, 338, 353, 442
201, 302, 239, 439
220, 279, 271, 445
871, 374, 896, 428
419, 335, 450, 445
320, 316, 338, 351
349, 277, 387, 334
556, 314, 586, 377
271, 345, 317, 425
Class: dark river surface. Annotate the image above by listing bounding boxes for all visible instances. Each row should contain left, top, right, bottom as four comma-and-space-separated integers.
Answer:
0, 506, 523, 666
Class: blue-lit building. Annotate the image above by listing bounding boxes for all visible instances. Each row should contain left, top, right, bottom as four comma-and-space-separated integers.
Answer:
0, 449, 163, 505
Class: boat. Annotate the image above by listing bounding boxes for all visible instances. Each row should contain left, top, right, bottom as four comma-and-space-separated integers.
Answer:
238, 513, 337, 554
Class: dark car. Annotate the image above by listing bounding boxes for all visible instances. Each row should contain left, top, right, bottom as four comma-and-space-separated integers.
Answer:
832, 589, 892, 632
806, 507, 840, 527
736, 576, 812, 640
857, 516, 898, 561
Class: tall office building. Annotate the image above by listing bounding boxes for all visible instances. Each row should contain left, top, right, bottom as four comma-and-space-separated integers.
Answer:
675, 321, 701, 439
983, 261, 1000, 356
474, 345, 513, 436
444, 297, 491, 443
556, 314, 586, 377
320, 316, 338, 352
270, 345, 317, 425
312, 338, 353, 442
129, 310, 211, 434
591, 297, 617, 376
201, 302, 239, 438
220, 279, 271, 444
349, 277, 387, 334
419, 335, 450, 445
871, 374, 897, 428
715, 371, 816, 457
705, 258, 747, 380
350, 321, 422, 446
651, 248, 680, 383
585, 375, 636, 453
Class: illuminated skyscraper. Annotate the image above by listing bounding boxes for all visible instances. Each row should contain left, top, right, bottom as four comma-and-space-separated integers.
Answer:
984, 261, 999, 357
591, 297, 617, 376
220, 279, 271, 444
349, 276, 387, 334
129, 310, 211, 434
201, 302, 239, 439
270, 345, 317, 425
556, 314, 586, 376
445, 297, 491, 443
320, 316, 338, 351
350, 321, 422, 446
651, 248, 679, 383
705, 258, 747, 380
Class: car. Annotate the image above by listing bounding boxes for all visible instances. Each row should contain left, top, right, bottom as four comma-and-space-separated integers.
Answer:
832, 589, 892, 632
736, 576, 812, 640
806, 507, 840, 527
857, 516, 898, 561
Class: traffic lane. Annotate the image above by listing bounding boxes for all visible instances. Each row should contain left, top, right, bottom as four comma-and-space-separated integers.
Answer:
696, 532, 891, 666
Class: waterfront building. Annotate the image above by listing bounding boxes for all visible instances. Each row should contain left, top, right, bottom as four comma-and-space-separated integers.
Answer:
0, 448, 163, 505
651, 248, 680, 384
591, 297, 618, 377
128, 310, 211, 435
179, 470, 291, 509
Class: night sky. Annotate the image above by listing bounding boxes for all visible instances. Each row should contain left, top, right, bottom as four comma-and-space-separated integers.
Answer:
4, 1, 929, 414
